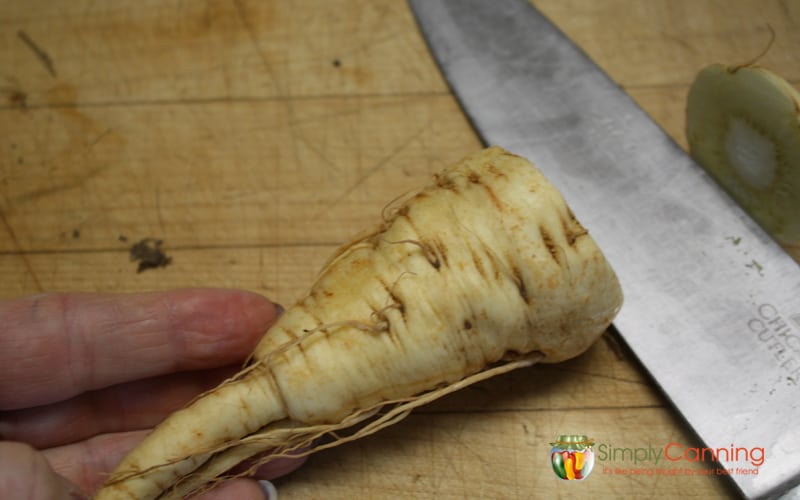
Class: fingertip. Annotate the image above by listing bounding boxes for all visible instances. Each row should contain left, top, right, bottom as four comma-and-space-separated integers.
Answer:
164, 289, 282, 364
0, 441, 88, 500
168, 288, 289, 372
200, 288, 283, 331
236, 289, 284, 326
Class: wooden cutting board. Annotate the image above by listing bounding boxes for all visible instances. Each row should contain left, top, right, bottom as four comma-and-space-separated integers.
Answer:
1, 1, 797, 497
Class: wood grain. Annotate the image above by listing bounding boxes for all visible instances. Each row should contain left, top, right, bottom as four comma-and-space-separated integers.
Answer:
2, 0, 796, 497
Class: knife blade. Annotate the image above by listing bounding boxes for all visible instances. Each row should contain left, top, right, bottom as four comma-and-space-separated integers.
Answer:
408, 1, 800, 498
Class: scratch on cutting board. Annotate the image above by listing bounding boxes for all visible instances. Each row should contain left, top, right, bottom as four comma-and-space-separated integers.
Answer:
309, 125, 428, 221
14, 128, 114, 203
231, 0, 284, 95
0, 201, 44, 292
17, 30, 57, 78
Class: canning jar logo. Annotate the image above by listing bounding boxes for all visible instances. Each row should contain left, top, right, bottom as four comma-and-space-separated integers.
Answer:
550, 435, 595, 481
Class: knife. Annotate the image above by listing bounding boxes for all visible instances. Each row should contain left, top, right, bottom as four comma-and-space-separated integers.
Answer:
408, 1, 800, 498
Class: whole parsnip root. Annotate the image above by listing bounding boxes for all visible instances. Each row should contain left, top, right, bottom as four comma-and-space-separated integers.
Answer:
95, 147, 623, 499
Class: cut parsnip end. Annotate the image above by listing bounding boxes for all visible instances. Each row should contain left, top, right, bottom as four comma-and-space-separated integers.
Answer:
724, 117, 776, 190
686, 63, 800, 262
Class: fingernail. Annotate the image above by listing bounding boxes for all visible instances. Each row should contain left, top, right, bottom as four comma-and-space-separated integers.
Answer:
66, 483, 90, 500
258, 479, 278, 500
274, 303, 285, 317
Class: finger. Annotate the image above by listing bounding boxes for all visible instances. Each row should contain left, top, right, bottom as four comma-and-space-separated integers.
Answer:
0, 441, 88, 500
44, 430, 147, 493
44, 431, 305, 496
1, 365, 239, 449
0, 288, 280, 410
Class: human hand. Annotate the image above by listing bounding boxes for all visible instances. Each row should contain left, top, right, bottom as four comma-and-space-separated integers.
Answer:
0, 289, 304, 499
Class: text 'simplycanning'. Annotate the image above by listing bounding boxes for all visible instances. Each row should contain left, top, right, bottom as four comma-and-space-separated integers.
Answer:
549, 435, 764, 481
595, 442, 763, 477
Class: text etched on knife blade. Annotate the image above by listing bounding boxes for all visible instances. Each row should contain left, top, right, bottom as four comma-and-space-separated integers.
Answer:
748, 303, 800, 384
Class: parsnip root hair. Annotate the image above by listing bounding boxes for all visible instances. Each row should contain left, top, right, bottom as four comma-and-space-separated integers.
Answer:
95, 147, 622, 499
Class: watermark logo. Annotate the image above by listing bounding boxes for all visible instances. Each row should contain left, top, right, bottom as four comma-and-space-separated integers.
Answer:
549, 435, 595, 481
594, 441, 764, 477
548, 436, 764, 481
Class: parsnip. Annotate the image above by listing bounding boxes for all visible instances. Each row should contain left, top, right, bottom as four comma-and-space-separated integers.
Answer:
94, 147, 622, 499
